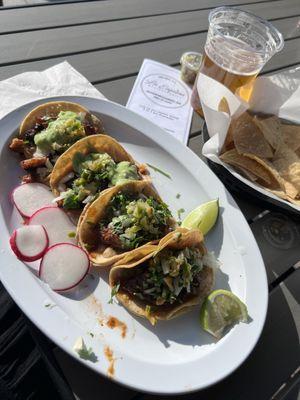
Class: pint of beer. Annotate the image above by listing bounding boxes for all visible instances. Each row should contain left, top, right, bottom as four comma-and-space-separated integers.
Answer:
191, 7, 284, 116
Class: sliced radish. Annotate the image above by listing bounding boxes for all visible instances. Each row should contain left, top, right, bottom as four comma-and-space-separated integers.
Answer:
10, 225, 49, 262
29, 207, 76, 246
12, 183, 56, 218
39, 243, 90, 291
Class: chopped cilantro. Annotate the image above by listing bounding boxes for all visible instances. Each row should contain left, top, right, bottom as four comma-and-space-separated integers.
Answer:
177, 208, 185, 220
44, 303, 56, 309
74, 337, 97, 362
68, 231, 76, 238
146, 163, 172, 180
176, 193, 181, 199
108, 283, 120, 304
88, 332, 94, 338
63, 192, 81, 210
78, 347, 97, 362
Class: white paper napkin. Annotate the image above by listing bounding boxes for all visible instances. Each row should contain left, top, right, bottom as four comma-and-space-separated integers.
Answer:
0, 61, 106, 120
199, 66, 300, 212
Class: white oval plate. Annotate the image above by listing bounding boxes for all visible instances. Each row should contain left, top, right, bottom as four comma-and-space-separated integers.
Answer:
0, 96, 268, 395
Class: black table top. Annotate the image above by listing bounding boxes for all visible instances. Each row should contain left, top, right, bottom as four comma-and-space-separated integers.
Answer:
0, 1, 299, 399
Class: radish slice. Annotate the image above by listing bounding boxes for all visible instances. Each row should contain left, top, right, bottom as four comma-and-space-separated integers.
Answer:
10, 225, 49, 262
12, 183, 56, 218
29, 207, 76, 246
39, 243, 90, 291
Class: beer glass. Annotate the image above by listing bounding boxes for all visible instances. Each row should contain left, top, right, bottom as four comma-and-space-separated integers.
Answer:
191, 7, 284, 115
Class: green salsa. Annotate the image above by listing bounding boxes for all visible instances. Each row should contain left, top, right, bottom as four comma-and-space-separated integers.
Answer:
111, 161, 141, 186
34, 111, 86, 154
61, 152, 140, 209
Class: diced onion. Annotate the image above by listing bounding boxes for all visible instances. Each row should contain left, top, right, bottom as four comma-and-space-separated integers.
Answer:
82, 195, 94, 204
173, 278, 183, 296
45, 159, 53, 171
202, 251, 220, 270
33, 147, 48, 157
186, 281, 191, 293
59, 172, 75, 184
161, 259, 170, 274
52, 191, 69, 203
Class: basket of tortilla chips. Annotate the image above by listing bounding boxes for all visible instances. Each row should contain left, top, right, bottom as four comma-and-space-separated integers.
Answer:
199, 68, 300, 212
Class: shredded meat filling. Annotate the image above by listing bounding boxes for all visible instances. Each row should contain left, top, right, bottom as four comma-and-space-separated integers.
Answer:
83, 112, 97, 135
100, 227, 123, 249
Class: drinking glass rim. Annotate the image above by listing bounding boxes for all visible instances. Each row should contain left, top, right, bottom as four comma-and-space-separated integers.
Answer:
208, 6, 284, 53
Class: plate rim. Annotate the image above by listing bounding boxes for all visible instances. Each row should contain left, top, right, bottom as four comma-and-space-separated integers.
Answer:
0, 95, 268, 394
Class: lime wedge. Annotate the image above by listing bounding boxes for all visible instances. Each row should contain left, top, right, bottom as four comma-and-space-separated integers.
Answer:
200, 289, 248, 339
181, 199, 219, 235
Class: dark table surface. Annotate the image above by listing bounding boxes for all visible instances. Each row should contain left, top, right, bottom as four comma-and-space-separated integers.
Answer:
0, 1, 299, 399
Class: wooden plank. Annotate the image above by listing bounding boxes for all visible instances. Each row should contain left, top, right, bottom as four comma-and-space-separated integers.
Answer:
95, 77, 137, 107
0, 0, 293, 34
0, 30, 299, 84
250, 212, 300, 283
1, 0, 85, 7
273, 369, 300, 400
0, 5, 298, 66
141, 270, 300, 400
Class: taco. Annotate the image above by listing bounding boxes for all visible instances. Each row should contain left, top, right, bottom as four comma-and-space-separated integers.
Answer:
9, 101, 104, 184
50, 134, 149, 213
78, 180, 176, 267
109, 228, 215, 323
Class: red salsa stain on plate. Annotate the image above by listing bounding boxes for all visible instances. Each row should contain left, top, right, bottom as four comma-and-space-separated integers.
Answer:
106, 316, 127, 338
104, 346, 115, 377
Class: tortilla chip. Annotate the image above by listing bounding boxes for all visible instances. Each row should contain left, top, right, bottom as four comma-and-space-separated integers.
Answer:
231, 112, 273, 158
272, 144, 300, 195
110, 228, 214, 322
221, 125, 235, 153
253, 115, 282, 150
78, 180, 176, 268
267, 189, 300, 206
220, 149, 278, 186
233, 166, 258, 181
244, 154, 285, 190
281, 124, 300, 151
218, 97, 230, 115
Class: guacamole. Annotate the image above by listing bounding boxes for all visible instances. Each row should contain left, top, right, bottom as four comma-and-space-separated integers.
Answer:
34, 111, 86, 154
61, 152, 140, 209
100, 192, 172, 250
123, 247, 204, 305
